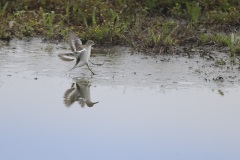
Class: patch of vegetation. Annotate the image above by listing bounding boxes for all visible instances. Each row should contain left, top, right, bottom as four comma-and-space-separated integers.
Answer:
198, 33, 240, 63
0, 1, 8, 17
186, 2, 201, 25
0, 0, 240, 59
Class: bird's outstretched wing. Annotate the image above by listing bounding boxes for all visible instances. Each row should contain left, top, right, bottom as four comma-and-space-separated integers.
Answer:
58, 48, 85, 62
68, 31, 83, 52
58, 53, 76, 61
64, 87, 75, 107
64, 83, 82, 107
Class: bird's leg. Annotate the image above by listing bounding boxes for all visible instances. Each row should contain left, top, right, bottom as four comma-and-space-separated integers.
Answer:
89, 60, 104, 66
86, 64, 95, 75
69, 65, 76, 71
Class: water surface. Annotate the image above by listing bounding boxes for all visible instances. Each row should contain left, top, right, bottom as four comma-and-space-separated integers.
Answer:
0, 39, 240, 160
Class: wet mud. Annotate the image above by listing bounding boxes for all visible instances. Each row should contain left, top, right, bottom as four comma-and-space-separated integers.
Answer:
0, 38, 239, 92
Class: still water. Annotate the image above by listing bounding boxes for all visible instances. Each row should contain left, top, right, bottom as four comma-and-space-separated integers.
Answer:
0, 39, 240, 160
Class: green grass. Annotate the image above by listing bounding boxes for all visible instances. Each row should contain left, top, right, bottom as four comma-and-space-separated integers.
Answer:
0, 1, 8, 17
0, 0, 240, 57
186, 2, 201, 25
41, 10, 55, 38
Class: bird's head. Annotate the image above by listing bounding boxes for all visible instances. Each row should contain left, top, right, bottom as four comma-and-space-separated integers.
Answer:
86, 40, 95, 46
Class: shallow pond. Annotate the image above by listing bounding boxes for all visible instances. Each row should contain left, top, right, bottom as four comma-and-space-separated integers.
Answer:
0, 39, 240, 160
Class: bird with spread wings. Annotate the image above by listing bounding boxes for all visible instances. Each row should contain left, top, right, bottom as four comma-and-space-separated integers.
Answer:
58, 31, 102, 75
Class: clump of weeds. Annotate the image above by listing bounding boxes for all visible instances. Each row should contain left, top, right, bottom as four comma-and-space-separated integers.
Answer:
148, 20, 179, 49
0, 1, 8, 17
186, 2, 201, 26
198, 32, 240, 64
1, 0, 240, 61
41, 9, 58, 39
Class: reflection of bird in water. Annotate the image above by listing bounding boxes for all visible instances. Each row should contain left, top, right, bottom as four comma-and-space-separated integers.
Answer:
64, 81, 99, 107
58, 31, 103, 75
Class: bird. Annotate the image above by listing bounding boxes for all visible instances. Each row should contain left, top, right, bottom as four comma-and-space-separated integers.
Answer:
58, 31, 102, 75
64, 81, 99, 107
